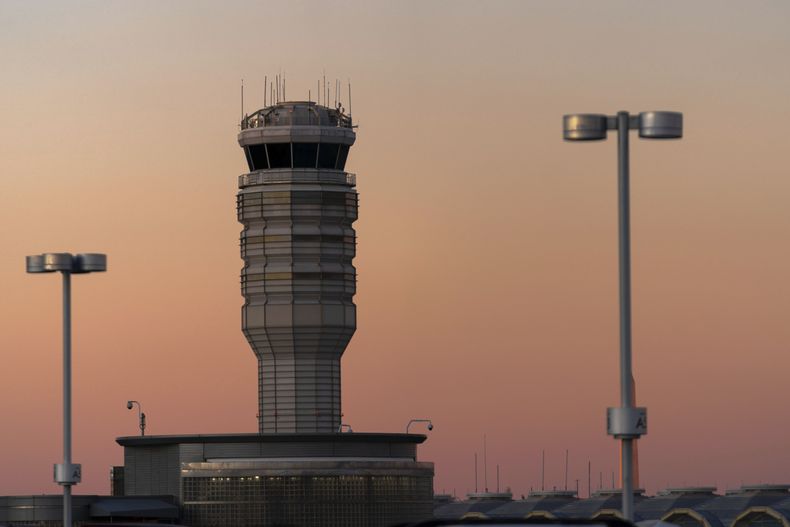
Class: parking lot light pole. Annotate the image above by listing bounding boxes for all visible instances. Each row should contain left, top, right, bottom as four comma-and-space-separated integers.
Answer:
26, 253, 107, 527
563, 111, 682, 521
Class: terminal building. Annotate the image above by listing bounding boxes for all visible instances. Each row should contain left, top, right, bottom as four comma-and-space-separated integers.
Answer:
432, 484, 790, 527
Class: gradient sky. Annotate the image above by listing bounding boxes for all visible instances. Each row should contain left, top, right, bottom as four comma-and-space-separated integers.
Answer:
1, 0, 789, 498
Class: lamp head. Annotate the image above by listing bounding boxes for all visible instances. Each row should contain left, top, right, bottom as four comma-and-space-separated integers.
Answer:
638, 111, 683, 139
427, 423, 434, 431
127, 401, 134, 410
26, 252, 107, 273
73, 253, 107, 273
563, 114, 608, 141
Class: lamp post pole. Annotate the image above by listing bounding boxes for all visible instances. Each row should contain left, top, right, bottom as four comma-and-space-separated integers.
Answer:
26, 253, 106, 527
616, 111, 635, 520
62, 270, 73, 527
563, 111, 682, 521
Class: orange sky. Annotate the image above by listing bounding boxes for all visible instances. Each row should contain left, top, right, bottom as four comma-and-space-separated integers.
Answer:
1, 0, 790, 497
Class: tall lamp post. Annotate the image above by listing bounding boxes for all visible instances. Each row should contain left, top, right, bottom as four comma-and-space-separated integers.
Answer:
127, 400, 146, 436
26, 252, 107, 527
562, 111, 682, 521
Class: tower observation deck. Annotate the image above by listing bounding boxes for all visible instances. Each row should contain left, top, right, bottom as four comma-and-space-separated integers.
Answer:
237, 101, 357, 433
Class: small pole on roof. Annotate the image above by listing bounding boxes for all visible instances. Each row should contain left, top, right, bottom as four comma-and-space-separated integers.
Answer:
348, 80, 352, 117
483, 434, 488, 492
541, 449, 545, 491
264, 75, 267, 107
474, 452, 478, 493
240, 79, 244, 125
283, 73, 286, 101
317, 79, 321, 106
565, 449, 569, 490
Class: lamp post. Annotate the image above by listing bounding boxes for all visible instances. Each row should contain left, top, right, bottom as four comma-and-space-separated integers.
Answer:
127, 400, 146, 436
406, 419, 434, 434
26, 252, 107, 527
563, 111, 682, 521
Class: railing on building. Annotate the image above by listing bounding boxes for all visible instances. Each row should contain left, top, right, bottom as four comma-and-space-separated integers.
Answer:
239, 169, 356, 188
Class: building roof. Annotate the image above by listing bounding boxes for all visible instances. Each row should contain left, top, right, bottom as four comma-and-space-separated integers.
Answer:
116, 432, 427, 447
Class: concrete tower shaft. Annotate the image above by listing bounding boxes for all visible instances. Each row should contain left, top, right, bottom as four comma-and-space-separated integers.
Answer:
237, 101, 357, 433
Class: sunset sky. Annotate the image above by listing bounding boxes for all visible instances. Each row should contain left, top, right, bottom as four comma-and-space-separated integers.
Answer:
1, 0, 790, 497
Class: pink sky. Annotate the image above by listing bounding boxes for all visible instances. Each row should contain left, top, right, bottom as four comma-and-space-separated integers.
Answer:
1, 0, 789, 497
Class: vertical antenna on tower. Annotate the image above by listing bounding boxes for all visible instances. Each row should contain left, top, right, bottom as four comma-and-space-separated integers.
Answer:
348, 80, 352, 116
240, 79, 244, 124
588, 460, 592, 498
496, 464, 500, 493
565, 449, 569, 491
541, 450, 545, 491
483, 435, 488, 492
283, 74, 286, 101
323, 73, 326, 109
474, 453, 478, 493
264, 76, 267, 107
317, 80, 321, 106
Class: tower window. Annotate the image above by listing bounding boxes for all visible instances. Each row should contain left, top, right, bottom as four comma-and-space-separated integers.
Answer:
292, 143, 319, 168
336, 145, 350, 170
266, 143, 291, 168
317, 143, 340, 169
247, 145, 269, 170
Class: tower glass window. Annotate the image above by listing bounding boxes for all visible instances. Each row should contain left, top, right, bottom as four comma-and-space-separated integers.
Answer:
317, 143, 340, 169
247, 145, 269, 170
336, 145, 350, 170
266, 143, 291, 168
292, 143, 319, 168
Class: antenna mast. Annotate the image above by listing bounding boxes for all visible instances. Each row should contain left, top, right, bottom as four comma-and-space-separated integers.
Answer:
240, 79, 244, 124
541, 450, 545, 491
264, 76, 267, 107
474, 453, 478, 493
483, 435, 488, 492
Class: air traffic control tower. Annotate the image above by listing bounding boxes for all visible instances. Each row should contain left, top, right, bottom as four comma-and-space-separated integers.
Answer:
115, 99, 434, 527
238, 102, 357, 433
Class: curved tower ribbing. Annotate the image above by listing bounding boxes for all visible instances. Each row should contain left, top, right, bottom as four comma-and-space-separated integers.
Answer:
237, 102, 357, 433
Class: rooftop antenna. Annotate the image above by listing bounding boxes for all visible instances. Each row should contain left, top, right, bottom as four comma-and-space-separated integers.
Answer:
240, 78, 244, 124
496, 464, 500, 493
348, 79, 352, 117
474, 452, 478, 493
323, 72, 326, 109
276, 74, 279, 103
317, 79, 321, 106
565, 449, 569, 491
335, 79, 338, 107
283, 73, 286, 101
541, 450, 545, 491
483, 434, 488, 492
264, 75, 267, 107
588, 460, 592, 498
611, 471, 615, 489
599, 471, 603, 490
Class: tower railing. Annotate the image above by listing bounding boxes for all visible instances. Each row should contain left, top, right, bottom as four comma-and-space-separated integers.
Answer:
241, 105, 353, 130
239, 169, 355, 188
